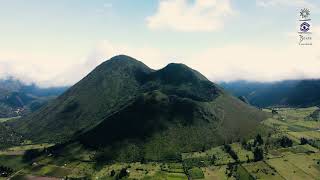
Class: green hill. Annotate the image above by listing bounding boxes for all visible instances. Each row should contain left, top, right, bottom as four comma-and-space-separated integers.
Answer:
79, 92, 267, 161
10, 55, 268, 161
11, 55, 153, 142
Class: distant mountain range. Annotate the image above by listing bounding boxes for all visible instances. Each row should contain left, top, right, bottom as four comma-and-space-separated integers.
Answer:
220, 80, 320, 108
9, 55, 268, 161
0, 78, 68, 118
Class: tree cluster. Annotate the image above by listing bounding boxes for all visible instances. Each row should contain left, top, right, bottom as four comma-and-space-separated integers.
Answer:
278, 136, 293, 148
253, 148, 264, 162
22, 149, 42, 162
225, 163, 238, 178
116, 168, 129, 180
254, 134, 264, 146
300, 137, 309, 145
223, 144, 239, 162
0, 166, 14, 177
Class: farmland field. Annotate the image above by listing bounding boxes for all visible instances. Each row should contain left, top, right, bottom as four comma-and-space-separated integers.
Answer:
0, 117, 20, 123
266, 157, 312, 179
243, 161, 283, 180
182, 145, 235, 165
1, 107, 320, 179
202, 166, 234, 180
230, 143, 254, 162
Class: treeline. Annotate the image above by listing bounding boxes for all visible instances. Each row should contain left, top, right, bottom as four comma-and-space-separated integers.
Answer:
223, 144, 239, 162
0, 123, 23, 150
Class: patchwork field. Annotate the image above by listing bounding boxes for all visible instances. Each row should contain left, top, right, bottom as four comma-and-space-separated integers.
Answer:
0, 117, 20, 123
0, 144, 53, 155
230, 143, 254, 162
202, 165, 235, 180
243, 161, 283, 180
267, 158, 311, 180
182, 145, 235, 166
1, 107, 320, 179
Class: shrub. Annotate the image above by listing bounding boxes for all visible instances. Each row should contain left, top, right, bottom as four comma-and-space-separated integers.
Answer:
0, 166, 14, 177
253, 148, 264, 162
225, 163, 237, 177
22, 149, 42, 162
243, 142, 252, 151
241, 140, 247, 148
117, 143, 143, 162
110, 170, 115, 177
188, 167, 204, 179
117, 168, 129, 179
300, 137, 309, 145
210, 155, 216, 165
224, 144, 239, 161
254, 134, 264, 146
183, 157, 207, 170
278, 136, 293, 148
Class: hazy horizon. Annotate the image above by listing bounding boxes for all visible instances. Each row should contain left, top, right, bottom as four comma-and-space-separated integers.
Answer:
1, 0, 320, 87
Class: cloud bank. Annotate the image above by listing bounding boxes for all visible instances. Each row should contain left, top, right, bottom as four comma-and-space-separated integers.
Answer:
146, 0, 234, 32
1, 26, 319, 87
1, 0, 319, 87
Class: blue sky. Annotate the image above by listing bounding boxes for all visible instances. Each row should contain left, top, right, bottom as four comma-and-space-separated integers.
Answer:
0, 0, 319, 86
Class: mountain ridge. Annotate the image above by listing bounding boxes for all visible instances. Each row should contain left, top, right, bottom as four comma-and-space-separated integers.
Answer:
9, 55, 268, 161
0, 78, 67, 118
220, 79, 320, 107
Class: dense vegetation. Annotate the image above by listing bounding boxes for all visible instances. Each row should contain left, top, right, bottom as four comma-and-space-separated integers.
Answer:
220, 80, 320, 107
277, 136, 293, 148
306, 109, 320, 121
8, 55, 268, 162
0, 165, 14, 177
0, 123, 22, 149
0, 105, 319, 179
10, 55, 153, 142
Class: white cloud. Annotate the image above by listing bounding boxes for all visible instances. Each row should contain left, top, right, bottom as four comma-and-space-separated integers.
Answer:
0, 41, 173, 87
256, 0, 315, 8
1, 26, 319, 87
50, 27, 320, 85
188, 44, 320, 82
146, 0, 234, 32
0, 52, 75, 86
188, 26, 320, 82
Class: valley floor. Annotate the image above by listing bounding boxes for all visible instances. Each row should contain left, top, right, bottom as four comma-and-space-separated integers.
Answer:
0, 107, 319, 180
